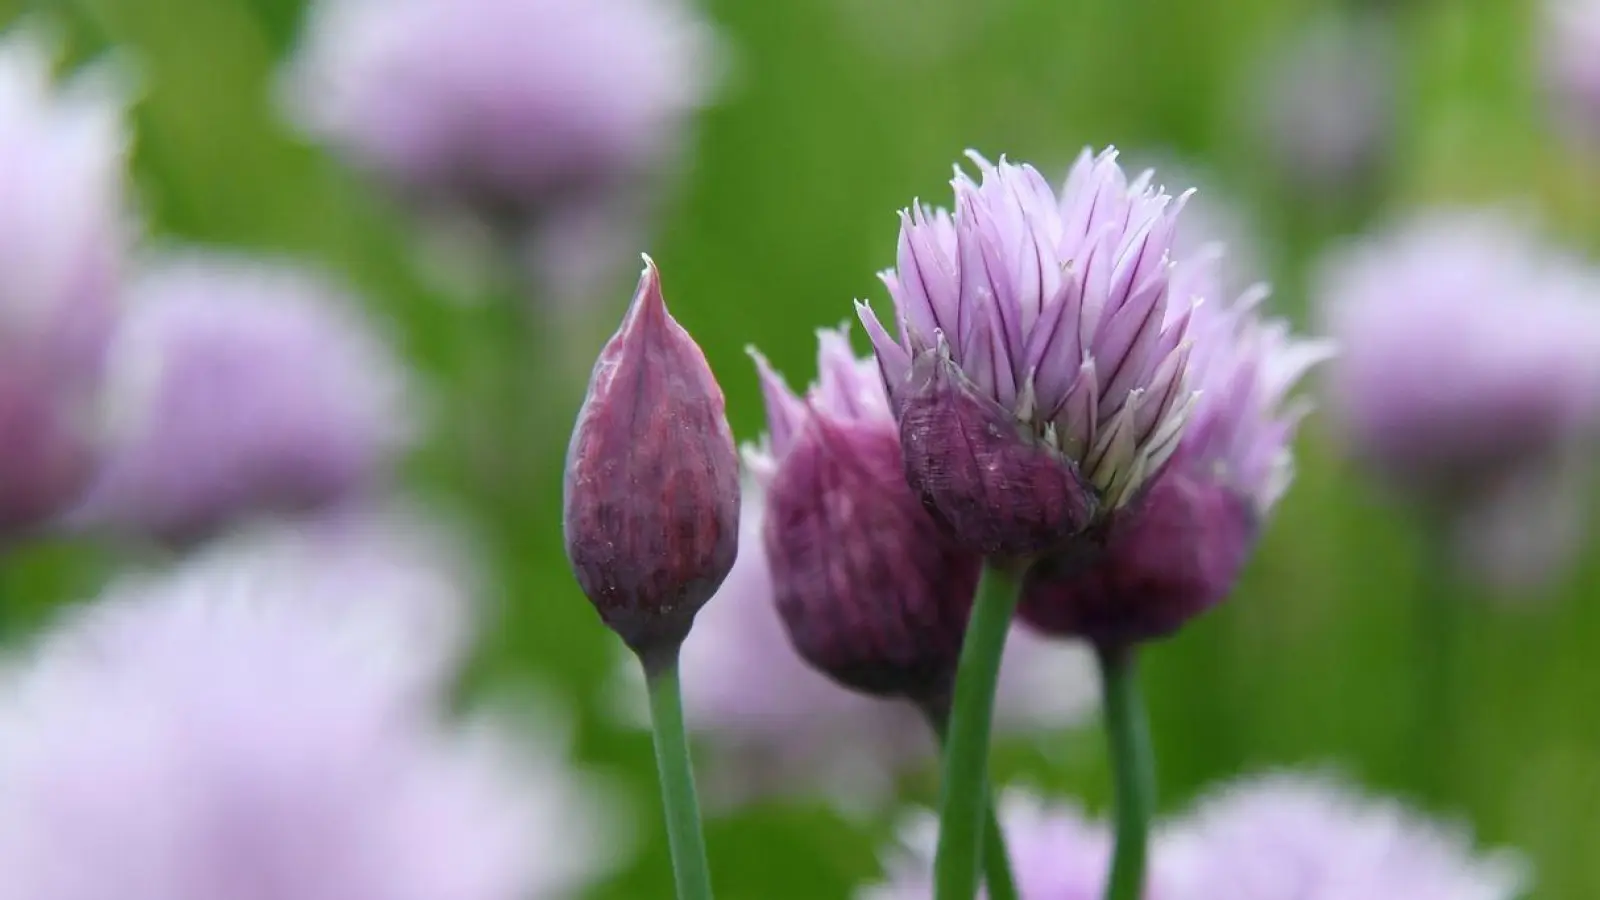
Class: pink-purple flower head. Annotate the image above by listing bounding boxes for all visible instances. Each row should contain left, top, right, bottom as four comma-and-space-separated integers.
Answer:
0, 33, 131, 538
1163, 773, 1528, 900
863, 774, 1525, 900
283, 0, 718, 221
1543, 0, 1600, 146
0, 528, 621, 900
861, 790, 1181, 900
859, 149, 1208, 558
1316, 210, 1600, 508
1020, 252, 1330, 648
69, 252, 413, 546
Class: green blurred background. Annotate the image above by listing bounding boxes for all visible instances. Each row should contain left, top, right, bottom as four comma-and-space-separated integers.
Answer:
15, 0, 1600, 896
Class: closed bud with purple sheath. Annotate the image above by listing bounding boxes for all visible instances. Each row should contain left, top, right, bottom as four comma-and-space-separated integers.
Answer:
564, 257, 740, 663
751, 327, 980, 707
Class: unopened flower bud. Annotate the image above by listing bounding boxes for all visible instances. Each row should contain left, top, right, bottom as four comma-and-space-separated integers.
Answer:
564, 257, 739, 664
753, 328, 980, 706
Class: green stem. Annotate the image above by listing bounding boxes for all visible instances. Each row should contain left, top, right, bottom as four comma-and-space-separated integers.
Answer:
923, 705, 1020, 900
1099, 644, 1154, 900
981, 800, 1019, 900
933, 563, 1022, 900
644, 654, 715, 900
1413, 523, 1461, 803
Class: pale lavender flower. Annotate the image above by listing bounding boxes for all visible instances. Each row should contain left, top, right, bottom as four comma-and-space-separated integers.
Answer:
1163, 772, 1528, 900
862, 775, 1524, 900
860, 789, 1181, 900
0, 34, 130, 538
859, 149, 1210, 557
663, 479, 1096, 812
1316, 211, 1600, 508
1249, 12, 1397, 195
282, 0, 719, 304
1020, 254, 1331, 645
1543, 0, 1600, 145
69, 252, 413, 545
0, 533, 619, 900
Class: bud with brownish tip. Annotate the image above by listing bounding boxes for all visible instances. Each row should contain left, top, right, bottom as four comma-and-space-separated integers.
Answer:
563, 257, 740, 666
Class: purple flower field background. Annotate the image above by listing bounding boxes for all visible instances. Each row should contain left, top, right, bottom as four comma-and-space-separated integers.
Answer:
5, 0, 1600, 896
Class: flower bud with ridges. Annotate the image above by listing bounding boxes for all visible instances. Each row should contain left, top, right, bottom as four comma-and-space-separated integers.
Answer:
563, 256, 739, 664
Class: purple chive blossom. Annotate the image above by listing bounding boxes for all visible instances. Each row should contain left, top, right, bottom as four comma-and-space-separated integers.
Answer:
0, 533, 621, 900
1163, 773, 1528, 900
1019, 251, 1332, 645
860, 790, 1182, 900
0, 35, 130, 540
282, 0, 719, 304
68, 253, 413, 546
749, 325, 983, 707
1247, 12, 1397, 196
1543, 0, 1600, 146
861, 774, 1524, 900
859, 149, 1209, 558
1316, 211, 1600, 508
647, 479, 1096, 813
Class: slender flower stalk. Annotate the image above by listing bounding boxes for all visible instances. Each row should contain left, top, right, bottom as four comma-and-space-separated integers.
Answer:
932, 562, 1022, 900
645, 656, 715, 900
1098, 645, 1154, 900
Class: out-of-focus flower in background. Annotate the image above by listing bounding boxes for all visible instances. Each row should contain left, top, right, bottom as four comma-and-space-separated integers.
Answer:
1021, 256, 1331, 646
1542, 0, 1600, 148
0, 518, 623, 900
1162, 772, 1528, 900
66, 252, 413, 547
858, 790, 1160, 900
1315, 210, 1600, 591
1244, 11, 1398, 199
637, 482, 1096, 813
860, 150, 1204, 558
280, 0, 722, 308
0, 34, 130, 542
861, 773, 1525, 899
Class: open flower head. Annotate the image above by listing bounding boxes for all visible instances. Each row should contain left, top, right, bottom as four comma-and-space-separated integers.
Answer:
859, 150, 1213, 556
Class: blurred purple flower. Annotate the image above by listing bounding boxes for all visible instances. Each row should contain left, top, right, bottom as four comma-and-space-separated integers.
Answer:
644, 479, 1096, 813
68, 252, 413, 546
1020, 254, 1331, 645
0, 526, 621, 900
860, 789, 1179, 900
861, 774, 1524, 900
0, 34, 130, 539
859, 150, 1211, 557
1315, 210, 1600, 589
1543, 0, 1600, 145
1248, 12, 1397, 195
282, 0, 720, 304
1163, 772, 1528, 900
